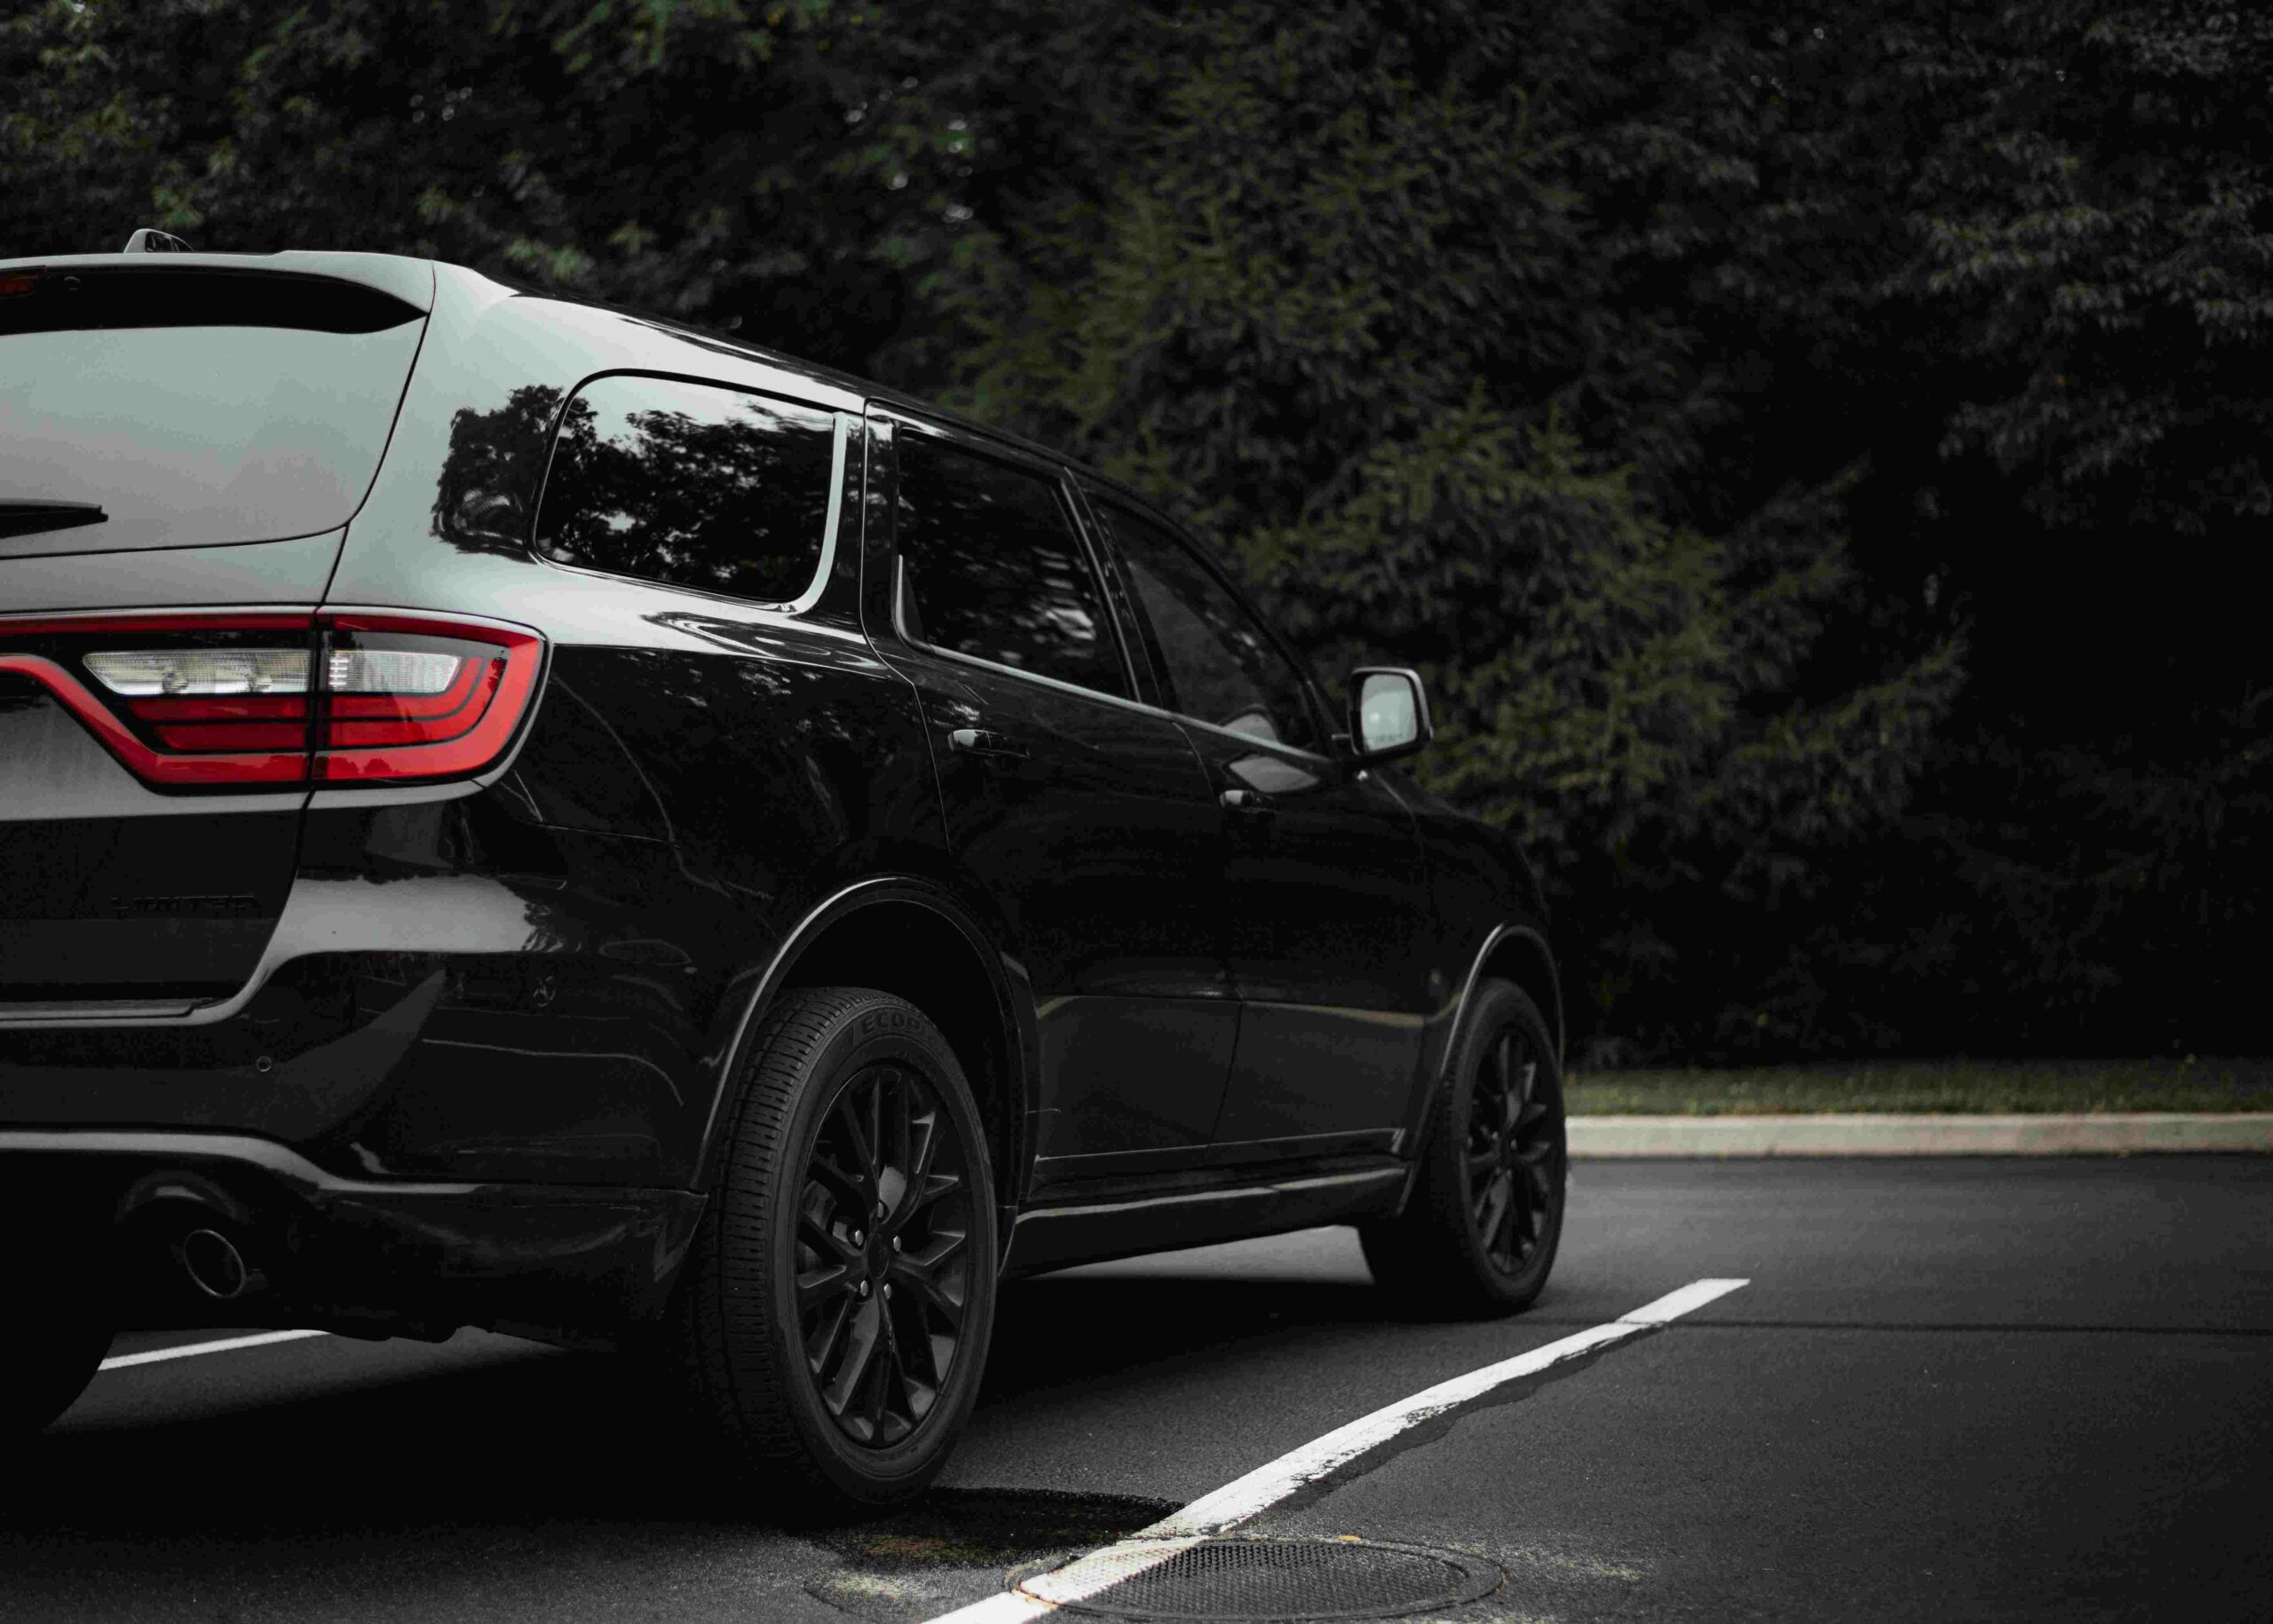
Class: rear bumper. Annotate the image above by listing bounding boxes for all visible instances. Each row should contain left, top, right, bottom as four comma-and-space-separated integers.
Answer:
0, 802, 739, 1187
0, 1129, 704, 1349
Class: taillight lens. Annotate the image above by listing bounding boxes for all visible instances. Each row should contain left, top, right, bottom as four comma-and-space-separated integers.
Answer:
89, 646, 316, 755
84, 646, 313, 696
313, 614, 542, 782
0, 609, 543, 790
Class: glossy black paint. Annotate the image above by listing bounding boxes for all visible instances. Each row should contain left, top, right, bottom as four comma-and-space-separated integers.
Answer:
0, 1129, 701, 1347
0, 667, 305, 1002
863, 412, 1238, 1187
0, 250, 1559, 1349
1176, 725, 1434, 1165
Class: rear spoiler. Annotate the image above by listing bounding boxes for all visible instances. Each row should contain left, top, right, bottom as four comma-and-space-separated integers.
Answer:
0, 251, 433, 314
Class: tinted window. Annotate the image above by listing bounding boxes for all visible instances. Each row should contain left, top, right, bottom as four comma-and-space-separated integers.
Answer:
1094, 499, 1323, 752
895, 433, 1126, 698
535, 374, 836, 602
0, 270, 424, 559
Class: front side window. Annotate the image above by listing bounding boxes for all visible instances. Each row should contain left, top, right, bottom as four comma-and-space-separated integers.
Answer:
1091, 498, 1323, 752
535, 374, 836, 602
894, 432, 1127, 698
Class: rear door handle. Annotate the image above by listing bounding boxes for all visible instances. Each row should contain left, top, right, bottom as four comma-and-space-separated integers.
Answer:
949, 727, 1029, 761
1219, 788, 1274, 814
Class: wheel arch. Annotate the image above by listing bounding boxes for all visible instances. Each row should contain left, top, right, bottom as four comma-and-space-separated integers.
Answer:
1392, 923, 1564, 1216
1471, 923, 1564, 1068
691, 877, 1036, 1244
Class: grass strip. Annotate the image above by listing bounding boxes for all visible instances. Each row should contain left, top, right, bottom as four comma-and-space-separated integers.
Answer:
1564, 1058, 2273, 1116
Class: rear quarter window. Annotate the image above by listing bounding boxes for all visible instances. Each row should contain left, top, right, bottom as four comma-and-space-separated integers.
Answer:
533, 373, 839, 604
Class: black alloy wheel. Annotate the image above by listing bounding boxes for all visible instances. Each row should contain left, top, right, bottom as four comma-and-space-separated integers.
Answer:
1360, 977, 1566, 1315
662, 985, 998, 1510
1462, 1024, 1560, 1278
797, 1061, 974, 1448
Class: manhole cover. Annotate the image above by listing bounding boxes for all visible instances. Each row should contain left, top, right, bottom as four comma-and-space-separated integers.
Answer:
1014, 1535, 1502, 1622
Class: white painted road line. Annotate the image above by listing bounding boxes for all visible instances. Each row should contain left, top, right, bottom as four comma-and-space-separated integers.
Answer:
924, 1276, 1750, 1624
98, 1329, 329, 1372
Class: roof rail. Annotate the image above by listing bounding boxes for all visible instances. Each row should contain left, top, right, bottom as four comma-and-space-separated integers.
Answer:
122, 227, 193, 253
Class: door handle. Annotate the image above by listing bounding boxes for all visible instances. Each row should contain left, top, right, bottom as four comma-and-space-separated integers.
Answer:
949, 727, 1029, 761
1219, 788, 1275, 814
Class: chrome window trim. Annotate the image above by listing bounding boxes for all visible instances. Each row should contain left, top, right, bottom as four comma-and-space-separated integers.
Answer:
527, 370, 846, 615
790, 410, 850, 616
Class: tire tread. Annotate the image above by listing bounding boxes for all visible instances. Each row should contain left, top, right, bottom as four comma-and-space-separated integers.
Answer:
664, 984, 989, 1507
1361, 978, 1565, 1318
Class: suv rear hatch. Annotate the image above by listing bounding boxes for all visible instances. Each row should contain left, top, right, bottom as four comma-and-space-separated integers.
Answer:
0, 255, 430, 1011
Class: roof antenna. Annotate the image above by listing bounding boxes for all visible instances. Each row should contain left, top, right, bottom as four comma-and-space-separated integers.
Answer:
123, 227, 193, 253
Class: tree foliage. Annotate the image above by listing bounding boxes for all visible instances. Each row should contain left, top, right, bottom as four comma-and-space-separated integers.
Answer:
0, 0, 987, 371
4, 0, 2265, 1058
929, 4, 1960, 1054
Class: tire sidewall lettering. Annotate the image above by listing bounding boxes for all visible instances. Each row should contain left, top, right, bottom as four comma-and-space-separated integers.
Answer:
824, 1003, 949, 1074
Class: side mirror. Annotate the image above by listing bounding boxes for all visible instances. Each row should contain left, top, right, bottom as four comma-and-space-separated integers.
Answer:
1347, 667, 1433, 762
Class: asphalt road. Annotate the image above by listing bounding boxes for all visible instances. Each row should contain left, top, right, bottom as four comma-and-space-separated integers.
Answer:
9, 1157, 2269, 1623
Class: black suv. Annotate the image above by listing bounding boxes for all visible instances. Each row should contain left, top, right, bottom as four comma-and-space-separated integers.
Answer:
1, 248, 1566, 1506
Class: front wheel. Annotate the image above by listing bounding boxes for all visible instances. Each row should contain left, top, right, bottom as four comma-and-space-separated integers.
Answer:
1361, 978, 1566, 1317
661, 986, 997, 1512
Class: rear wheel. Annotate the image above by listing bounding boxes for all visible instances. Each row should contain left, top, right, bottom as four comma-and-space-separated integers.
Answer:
1361, 978, 1565, 1316
662, 986, 997, 1511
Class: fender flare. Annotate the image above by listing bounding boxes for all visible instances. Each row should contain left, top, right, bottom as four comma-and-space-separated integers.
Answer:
687, 874, 1037, 1206
1453, 922, 1562, 1067
1394, 922, 1563, 1212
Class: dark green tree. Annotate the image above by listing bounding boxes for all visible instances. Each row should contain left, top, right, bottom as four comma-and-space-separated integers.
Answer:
11, 0, 2266, 1058
0, 0, 988, 374
929, 2, 1962, 1056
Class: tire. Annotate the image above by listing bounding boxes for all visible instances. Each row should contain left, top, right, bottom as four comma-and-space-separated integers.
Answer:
1361, 978, 1566, 1317
661, 986, 998, 1512
2, 1272, 110, 1437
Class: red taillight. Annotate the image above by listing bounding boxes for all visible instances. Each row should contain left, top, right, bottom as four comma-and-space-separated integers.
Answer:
313, 613, 542, 782
0, 608, 543, 790
0, 612, 314, 786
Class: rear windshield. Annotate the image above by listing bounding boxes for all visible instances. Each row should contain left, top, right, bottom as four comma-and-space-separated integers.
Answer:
0, 266, 426, 558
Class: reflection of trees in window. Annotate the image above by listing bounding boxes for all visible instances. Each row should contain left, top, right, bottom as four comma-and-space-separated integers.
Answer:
536, 376, 835, 603
896, 435, 1124, 698
1099, 502, 1319, 750
431, 384, 562, 556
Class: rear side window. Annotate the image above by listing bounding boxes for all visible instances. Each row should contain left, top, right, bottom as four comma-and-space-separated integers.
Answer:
535, 374, 838, 603
894, 432, 1127, 698
1092, 498, 1324, 752
0, 265, 425, 558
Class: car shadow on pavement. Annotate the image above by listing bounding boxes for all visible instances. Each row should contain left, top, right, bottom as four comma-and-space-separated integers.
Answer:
1, 1267, 1444, 1612
983, 1267, 1406, 1406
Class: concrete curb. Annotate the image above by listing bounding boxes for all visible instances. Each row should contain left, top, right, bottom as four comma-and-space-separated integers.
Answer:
1568, 1113, 2273, 1157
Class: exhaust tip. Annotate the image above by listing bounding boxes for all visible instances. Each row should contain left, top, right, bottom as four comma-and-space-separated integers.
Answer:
178, 1228, 251, 1300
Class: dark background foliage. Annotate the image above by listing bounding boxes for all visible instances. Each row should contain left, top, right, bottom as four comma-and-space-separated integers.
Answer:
5, 0, 2265, 1062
